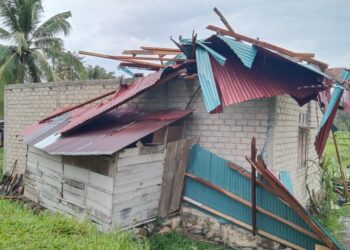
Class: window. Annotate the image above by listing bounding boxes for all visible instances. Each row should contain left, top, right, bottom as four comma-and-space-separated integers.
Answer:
298, 128, 308, 169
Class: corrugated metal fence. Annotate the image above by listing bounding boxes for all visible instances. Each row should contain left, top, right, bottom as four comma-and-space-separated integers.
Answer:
184, 144, 325, 250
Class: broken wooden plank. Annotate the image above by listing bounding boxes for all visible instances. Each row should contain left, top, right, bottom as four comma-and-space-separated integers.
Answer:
158, 138, 194, 217
213, 7, 235, 33
250, 136, 257, 235
206, 25, 328, 70
246, 155, 337, 250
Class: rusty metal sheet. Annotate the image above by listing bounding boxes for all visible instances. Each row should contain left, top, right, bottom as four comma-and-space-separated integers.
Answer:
23, 108, 192, 156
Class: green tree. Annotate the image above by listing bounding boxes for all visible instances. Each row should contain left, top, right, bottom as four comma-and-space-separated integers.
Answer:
85, 65, 115, 80
0, 0, 83, 84
53, 51, 87, 81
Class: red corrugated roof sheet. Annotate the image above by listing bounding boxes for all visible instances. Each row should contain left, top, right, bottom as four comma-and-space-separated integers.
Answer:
23, 108, 192, 155
207, 36, 325, 107
315, 94, 342, 157
51, 67, 183, 135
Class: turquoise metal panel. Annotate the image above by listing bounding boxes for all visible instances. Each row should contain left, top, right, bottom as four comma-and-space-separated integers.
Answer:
195, 47, 221, 112
196, 41, 226, 66
118, 65, 134, 77
319, 84, 344, 130
279, 171, 294, 194
185, 145, 331, 250
340, 69, 350, 81
216, 35, 257, 68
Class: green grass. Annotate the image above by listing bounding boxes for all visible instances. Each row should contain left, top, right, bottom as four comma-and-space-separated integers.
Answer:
0, 200, 148, 250
318, 205, 350, 242
325, 131, 350, 168
0, 200, 225, 250
322, 131, 350, 243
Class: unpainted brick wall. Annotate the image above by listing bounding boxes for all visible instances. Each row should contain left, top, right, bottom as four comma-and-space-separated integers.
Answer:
4, 77, 320, 204
4, 78, 126, 174
274, 96, 321, 205
130, 78, 270, 168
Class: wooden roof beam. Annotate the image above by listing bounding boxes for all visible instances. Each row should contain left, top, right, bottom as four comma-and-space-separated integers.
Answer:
119, 58, 165, 69
213, 7, 236, 34
79, 51, 194, 63
206, 25, 328, 70
140, 46, 181, 52
123, 49, 181, 56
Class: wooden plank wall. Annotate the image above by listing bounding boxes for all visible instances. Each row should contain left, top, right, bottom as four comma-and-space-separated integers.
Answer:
24, 146, 115, 230
158, 138, 194, 217
112, 145, 165, 228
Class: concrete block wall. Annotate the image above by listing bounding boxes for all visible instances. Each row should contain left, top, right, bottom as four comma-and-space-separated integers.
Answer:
4, 78, 127, 174
274, 96, 321, 205
130, 78, 270, 168
4, 77, 320, 204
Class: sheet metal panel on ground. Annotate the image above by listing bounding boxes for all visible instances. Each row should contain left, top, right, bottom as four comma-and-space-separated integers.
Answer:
184, 145, 339, 250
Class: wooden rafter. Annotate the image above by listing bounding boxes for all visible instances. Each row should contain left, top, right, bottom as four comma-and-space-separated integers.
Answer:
140, 46, 181, 52
123, 49, 181, 56
213, 7, 235, 33
79, 51, 193, 63
206, 25, 328, 71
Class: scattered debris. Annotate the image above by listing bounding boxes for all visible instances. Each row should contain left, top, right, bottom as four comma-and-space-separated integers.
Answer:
0, 160, 24, 199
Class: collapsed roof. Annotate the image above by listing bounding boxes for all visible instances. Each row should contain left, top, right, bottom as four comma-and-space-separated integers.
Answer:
23, 108, 192, 155
25, 9, 349, 158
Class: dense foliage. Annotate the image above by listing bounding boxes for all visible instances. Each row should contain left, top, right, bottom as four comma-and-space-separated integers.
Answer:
0, 0, 84, 84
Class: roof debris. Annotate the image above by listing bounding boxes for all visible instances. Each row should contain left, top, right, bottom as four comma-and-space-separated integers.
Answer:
23, 108, 192, 156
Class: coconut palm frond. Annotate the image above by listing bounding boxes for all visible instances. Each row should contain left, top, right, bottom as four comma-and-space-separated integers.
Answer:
32, 11, 71, 39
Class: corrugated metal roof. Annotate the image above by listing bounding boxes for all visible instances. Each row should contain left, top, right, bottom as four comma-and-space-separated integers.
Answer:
315, 85, 344, 157
327, 68, 350, 113
196, 41, 226, 66
206, 36, 325, 107
195, 46, 221, 112
23, 108, 192, 155
210, 55, 322, 107
216, 35, 257, 68
58, 72, 162, 134
185, 145, 329, 250
340, 68, 350, 81
53, 67, 183, 135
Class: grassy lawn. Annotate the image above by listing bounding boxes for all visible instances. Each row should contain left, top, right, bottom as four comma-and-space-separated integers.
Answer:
325, 131, 350, 168
0, 199, 225, 250
323, 131, 350, 244
318, 205, 350, 242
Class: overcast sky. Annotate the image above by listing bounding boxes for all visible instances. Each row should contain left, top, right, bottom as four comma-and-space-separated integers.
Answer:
43, 0, 350, 74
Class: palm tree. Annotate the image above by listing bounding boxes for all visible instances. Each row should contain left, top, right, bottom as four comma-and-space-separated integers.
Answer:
53, 51, 87, 81
85, 65, 115, 80
0, 0, 83, 84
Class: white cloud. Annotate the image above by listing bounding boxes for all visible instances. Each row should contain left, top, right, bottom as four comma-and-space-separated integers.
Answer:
42, 0, 350, 73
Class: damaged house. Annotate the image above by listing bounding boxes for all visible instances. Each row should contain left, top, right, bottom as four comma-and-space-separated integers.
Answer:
5, 10, 349, 250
